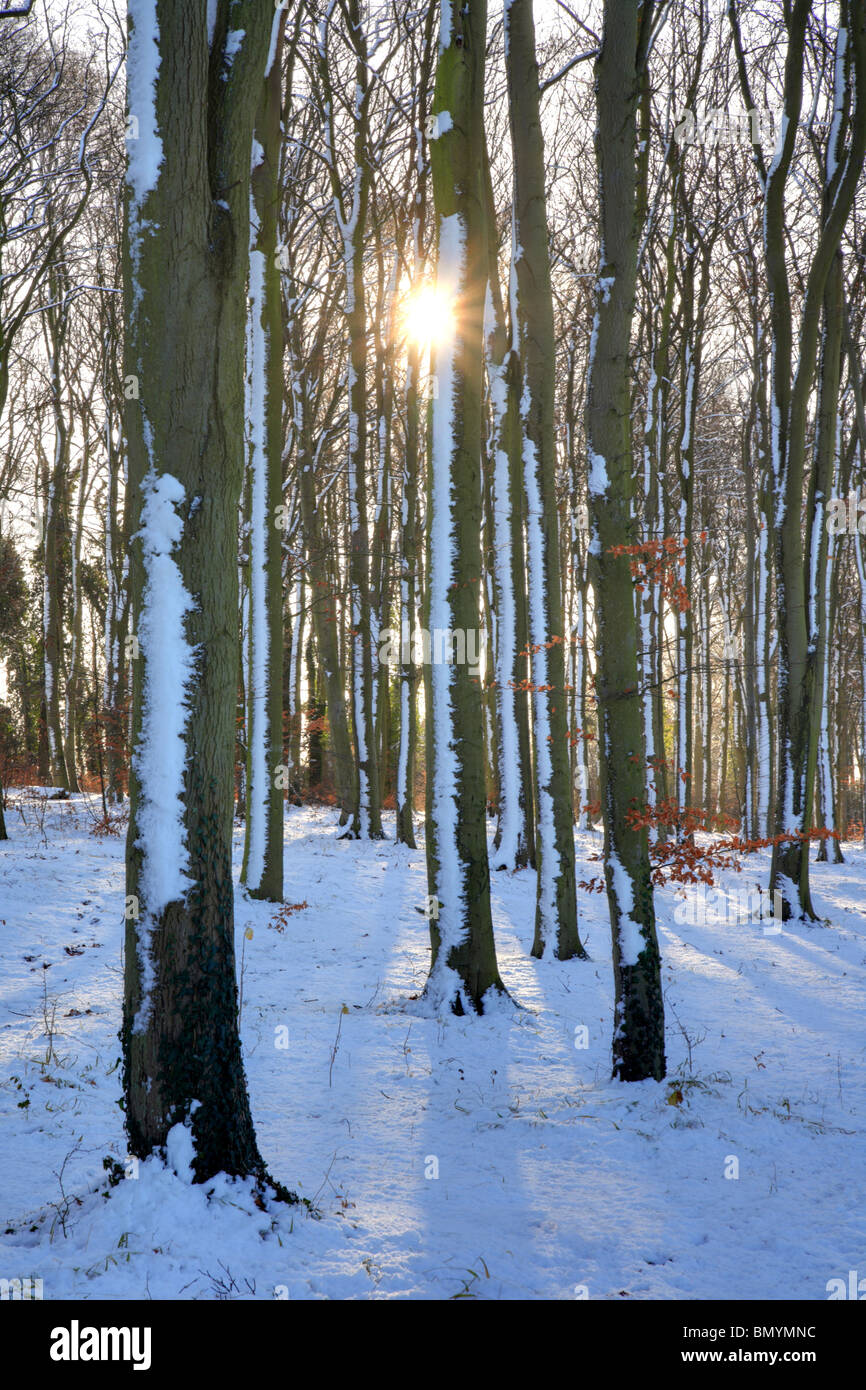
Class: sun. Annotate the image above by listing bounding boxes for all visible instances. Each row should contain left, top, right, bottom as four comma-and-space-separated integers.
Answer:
402, 284, 456, 350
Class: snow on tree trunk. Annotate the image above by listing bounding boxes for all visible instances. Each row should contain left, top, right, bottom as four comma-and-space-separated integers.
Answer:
505, 0, 585, 959
585, 0, 665, 1082
423, 0, 505, 1015
241, 22, 287, 902
483, 227, 533, 870
122, 0, 284, 1189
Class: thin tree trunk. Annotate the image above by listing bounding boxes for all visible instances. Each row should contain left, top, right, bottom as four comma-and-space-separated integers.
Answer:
505, 0, 584, 956
242, 17, 287, 901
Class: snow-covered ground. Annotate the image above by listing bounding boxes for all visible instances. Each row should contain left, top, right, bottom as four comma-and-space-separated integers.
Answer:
1, 791, 864, 1300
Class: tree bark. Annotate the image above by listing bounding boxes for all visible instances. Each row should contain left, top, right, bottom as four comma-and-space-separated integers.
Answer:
242, 13, 287, 901
504, 0, 584, 957
423, 0, 505, 1013
586, 0, 665, 1081
122, 0, 287, 1190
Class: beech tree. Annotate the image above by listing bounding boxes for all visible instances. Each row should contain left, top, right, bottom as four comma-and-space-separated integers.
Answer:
483, 144, 535, 874
395, 4, 437, 847
122, 0, 288, 1188
423, 0, 505, 1014
241, 5, 288, 902
504, 0, 585, 960
315, 0, 383, 839
586, 0, 665, 1082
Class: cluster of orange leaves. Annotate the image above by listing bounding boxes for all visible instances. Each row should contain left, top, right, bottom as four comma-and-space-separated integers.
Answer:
578, 798, 840, 892
268, 901, 309, 933
522, 634, 566, 657
503, 634, 595, 698
606, 535, 701, 614
507, 634, 567, 694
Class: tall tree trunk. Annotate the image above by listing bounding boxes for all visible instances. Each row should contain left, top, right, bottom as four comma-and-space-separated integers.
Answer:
396, 319, 421, 846
40, 278, 71, 791
504, 0, 581, 955
808, 249, 844, 867
586, 0, 665, 1081
318, 1, 383, 839
423, 0, 505, 1013
63, 428, 89, 794
103, 374, 128, 804
394, 0, 435, 848
483, 148, 534, 871
122, 0, 286, 1190
242, 16, 287, 901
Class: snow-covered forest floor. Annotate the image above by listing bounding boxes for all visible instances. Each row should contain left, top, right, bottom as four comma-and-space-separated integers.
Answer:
1, 792, 864, 1301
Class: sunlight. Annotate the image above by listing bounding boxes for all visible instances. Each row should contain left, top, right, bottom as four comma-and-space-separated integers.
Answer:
402, 284, 456, 350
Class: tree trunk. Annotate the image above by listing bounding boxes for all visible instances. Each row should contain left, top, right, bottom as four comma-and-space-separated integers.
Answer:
423, 0, 505, 1013
505, 0, 584, 958
318, 1, 383, 839
483, 148, 534, 872
242, 17, 287, 901
586, 0, 665, 1081
122, 0, 287, 1191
